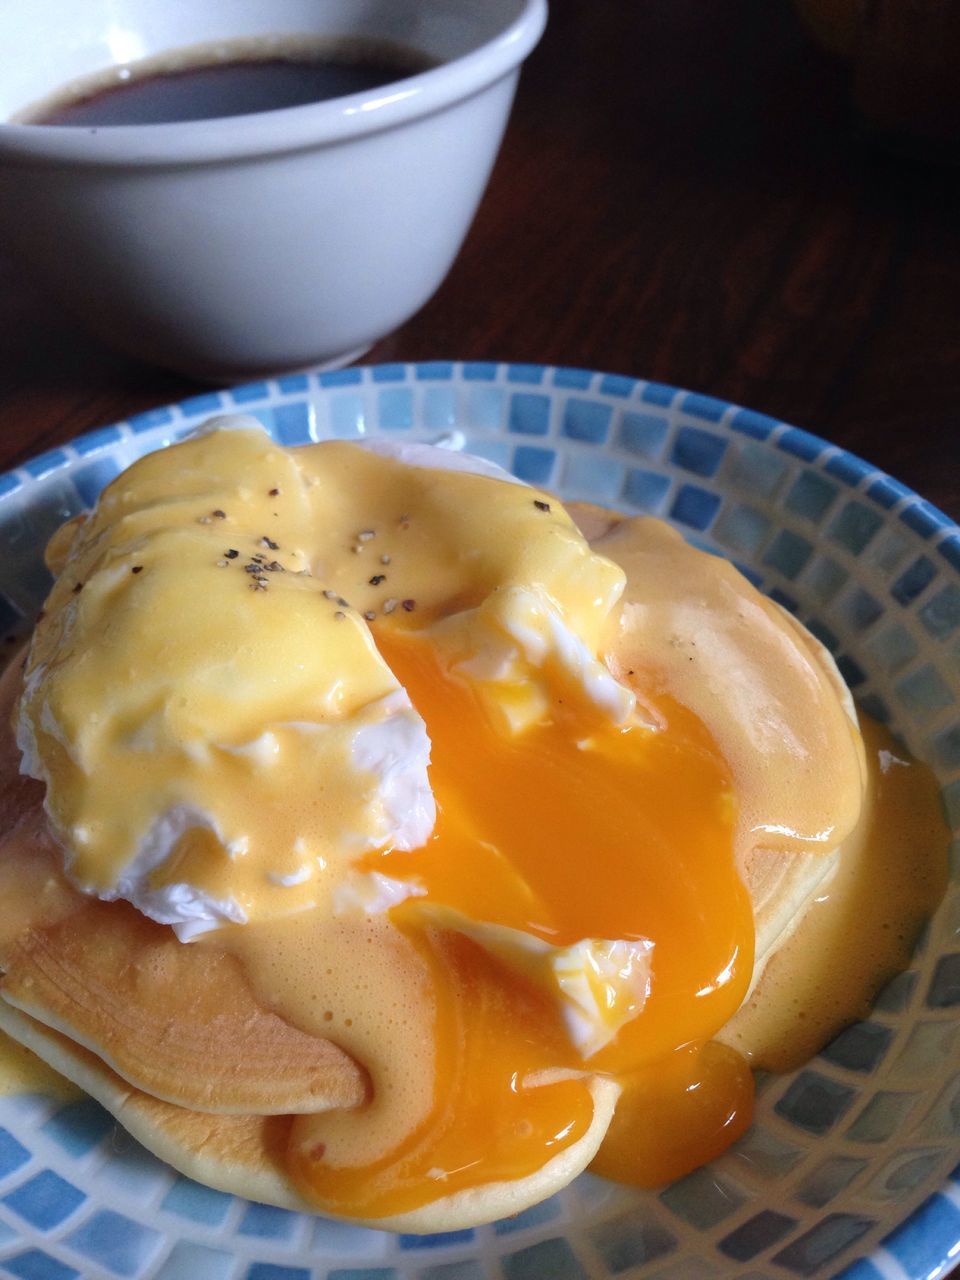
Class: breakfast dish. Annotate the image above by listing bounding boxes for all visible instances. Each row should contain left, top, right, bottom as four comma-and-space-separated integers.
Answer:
0, 364, 957, 1279
1, 418, 916, 1229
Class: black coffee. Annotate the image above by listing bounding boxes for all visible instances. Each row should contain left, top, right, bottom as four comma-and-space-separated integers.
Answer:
30, 45, 435, 127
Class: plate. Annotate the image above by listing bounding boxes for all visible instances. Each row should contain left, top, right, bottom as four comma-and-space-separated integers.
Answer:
0, 362, 958, 1280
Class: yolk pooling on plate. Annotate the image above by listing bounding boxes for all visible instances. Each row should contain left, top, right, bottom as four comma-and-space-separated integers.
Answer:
4, 421, 948, 1223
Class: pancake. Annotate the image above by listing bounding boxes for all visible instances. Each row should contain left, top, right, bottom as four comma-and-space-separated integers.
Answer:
0, 895, 371, 1116
0, 999, 619, 1230
0, 998, 310, 1212
0, 478, 869, 1225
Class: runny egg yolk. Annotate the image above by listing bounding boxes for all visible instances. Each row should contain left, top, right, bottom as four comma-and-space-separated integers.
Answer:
288, 628, 755, 1215
289, 929, 600, 1216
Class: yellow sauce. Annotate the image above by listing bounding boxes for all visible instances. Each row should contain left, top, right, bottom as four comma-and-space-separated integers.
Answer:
0, 1028, 79, 1100
721, 715, 949, 1070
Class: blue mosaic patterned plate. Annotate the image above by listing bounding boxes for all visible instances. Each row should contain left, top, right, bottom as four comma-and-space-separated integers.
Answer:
0, 362, 958, 1280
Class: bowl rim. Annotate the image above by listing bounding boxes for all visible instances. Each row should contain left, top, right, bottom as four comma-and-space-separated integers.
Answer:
0, 0, 548, 168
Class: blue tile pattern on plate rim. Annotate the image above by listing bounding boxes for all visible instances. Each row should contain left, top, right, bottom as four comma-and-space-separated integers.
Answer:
0, 362, 958, 1280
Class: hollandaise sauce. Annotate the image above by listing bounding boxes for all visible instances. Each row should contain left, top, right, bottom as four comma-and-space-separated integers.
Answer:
721, 715, 949, 1071
0, 424, 950, 1224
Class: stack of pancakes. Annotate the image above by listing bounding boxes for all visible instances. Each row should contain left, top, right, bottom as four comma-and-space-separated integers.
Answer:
0, 501, 864, 1229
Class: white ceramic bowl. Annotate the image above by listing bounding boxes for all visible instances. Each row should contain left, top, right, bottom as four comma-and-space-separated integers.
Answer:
0, 1, 547, 380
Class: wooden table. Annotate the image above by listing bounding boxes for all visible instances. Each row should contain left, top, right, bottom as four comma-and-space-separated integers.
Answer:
1, 0, 958, 520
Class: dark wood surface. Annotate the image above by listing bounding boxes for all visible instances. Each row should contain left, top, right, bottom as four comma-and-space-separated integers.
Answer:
1, 0, 958, 520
